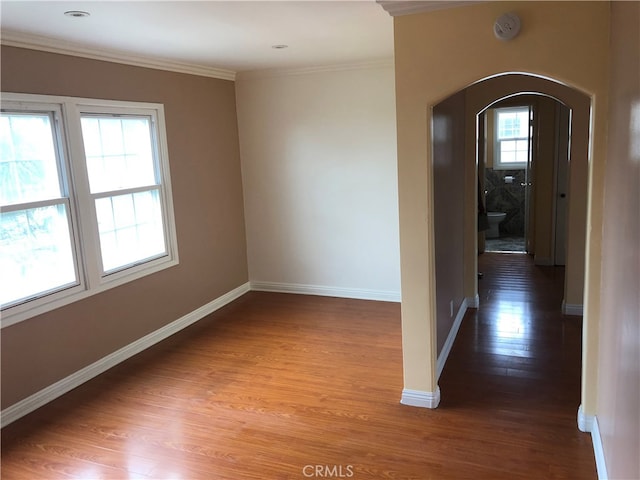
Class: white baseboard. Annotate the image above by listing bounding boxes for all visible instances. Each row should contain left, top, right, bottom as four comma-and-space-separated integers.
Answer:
578, 404, 594, 432
250, 281, 401, 303
436, 298, 468, 380
562, 300, 584, 316
591, 416, 608, 480
0, 282, 251, 428
400, 387, 441, 409
467, 294, 479, 309
578, 405, 608, 479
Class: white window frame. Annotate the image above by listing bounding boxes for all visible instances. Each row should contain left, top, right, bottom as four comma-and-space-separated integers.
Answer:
1, 93, 179, 327
493, 106, 530, 170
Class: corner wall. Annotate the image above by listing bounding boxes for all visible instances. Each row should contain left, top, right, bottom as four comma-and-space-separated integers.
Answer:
235, 64, 401, 300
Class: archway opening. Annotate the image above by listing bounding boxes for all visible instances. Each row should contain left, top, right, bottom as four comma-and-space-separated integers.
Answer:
431, 73, 591, 407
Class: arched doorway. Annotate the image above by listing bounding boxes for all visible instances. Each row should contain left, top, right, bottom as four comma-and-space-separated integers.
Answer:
392, 1, 609, 436
459, 75, 591, 319
407, 73, 593, 421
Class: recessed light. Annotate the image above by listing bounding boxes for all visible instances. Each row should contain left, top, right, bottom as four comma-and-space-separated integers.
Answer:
271, 44, 288, 50
64, 10, 90, 18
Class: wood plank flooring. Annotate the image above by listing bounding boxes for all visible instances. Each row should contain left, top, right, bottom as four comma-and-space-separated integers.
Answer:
1, 253, 596, 479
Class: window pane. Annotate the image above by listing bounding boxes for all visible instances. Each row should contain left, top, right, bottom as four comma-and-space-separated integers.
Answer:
501, 140, 517, 154
95, 189, 166, 273
81, 116, 156, 194
516, 139, 529, 152
497, 109, 529, 139
501, 151, 516, 164
515, 151, 529, 163
0, 113, 62, 205
0, 204, 77, 307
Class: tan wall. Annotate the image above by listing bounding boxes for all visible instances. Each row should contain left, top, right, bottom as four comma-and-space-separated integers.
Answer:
597, 2, 640, 478
433, 91, 466, 355
394, 1, 609, 408
0, 47, 249, 409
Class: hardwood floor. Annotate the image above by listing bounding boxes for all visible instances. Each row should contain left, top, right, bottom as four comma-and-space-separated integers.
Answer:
1, 253, 596, 479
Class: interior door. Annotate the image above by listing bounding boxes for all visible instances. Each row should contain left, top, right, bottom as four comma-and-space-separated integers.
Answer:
524, 105, 535, 254
554, 104, 570, 265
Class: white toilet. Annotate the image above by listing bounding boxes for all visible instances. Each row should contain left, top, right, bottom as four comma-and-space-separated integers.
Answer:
486, 212, 506, 239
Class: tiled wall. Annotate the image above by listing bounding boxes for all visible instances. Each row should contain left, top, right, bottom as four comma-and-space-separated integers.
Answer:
485, 168, 526, 236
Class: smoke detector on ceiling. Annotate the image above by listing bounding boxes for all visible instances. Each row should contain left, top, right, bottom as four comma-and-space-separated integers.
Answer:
494, 13, 521, 41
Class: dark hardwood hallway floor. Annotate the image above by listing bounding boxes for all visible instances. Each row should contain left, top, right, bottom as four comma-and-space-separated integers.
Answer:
1, 253, 596, 479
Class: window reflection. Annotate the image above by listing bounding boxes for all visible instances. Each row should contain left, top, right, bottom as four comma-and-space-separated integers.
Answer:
495, 305, 527, 340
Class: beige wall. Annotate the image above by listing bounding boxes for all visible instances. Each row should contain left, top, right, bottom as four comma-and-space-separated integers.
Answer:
0, 47, 248, 409
235, 65, 401, 299
394, 1, 609, 409
597, 2, 640, 478
433, 91, 466, 355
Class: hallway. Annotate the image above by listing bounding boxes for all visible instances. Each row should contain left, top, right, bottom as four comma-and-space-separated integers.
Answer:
439, 252, 594, 475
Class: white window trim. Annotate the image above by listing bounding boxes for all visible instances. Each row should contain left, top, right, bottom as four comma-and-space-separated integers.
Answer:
493, 106, 530, 170
1, 93, 179, 328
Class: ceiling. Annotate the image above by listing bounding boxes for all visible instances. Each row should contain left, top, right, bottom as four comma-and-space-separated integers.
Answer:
0, 1, 397, 79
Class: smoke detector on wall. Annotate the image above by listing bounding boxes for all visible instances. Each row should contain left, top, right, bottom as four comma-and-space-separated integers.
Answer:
494, 12, 521, 41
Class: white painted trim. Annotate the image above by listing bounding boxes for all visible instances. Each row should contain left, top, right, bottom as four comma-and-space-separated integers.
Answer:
591, 416, 608, 480
1, 30, 236, 81
0, 282, 250, 428
436, 298, 468, 380
467, 294, 480, 309
236, 58, 394, 81
250, 281, 401, 303
376, 0, 480, 17
578, 404, 595, 432
400, 387, 441, 409
1, 94, 180, 329
562, 301, 584, 316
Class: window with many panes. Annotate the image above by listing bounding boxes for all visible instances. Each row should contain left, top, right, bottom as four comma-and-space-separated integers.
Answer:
494, 106, 531, 169
0, 93, 178, 326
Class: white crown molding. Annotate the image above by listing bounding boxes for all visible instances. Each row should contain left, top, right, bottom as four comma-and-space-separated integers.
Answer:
1, 30, 236, 81
376, 0, 481, 17
236, 58, 395, 81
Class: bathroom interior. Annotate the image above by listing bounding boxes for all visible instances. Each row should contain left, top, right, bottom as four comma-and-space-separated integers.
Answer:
484, 168, 527, 252
480, 103, 530, 253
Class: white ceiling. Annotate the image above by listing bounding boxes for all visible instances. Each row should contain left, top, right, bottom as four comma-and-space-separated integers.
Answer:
0, 1, 396, 78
